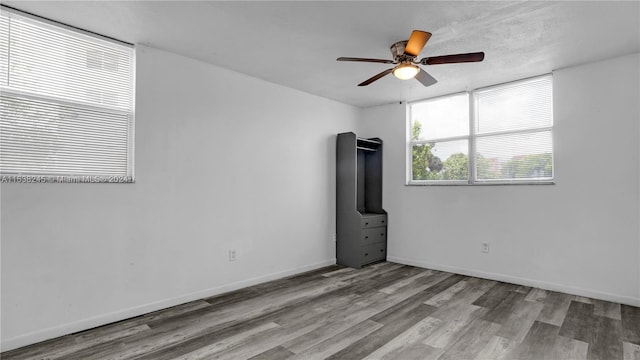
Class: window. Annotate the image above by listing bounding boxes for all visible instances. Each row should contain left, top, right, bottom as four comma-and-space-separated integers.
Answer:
0, 7, 135, 183
410, 93, 470, 183
408, 75, 553, 185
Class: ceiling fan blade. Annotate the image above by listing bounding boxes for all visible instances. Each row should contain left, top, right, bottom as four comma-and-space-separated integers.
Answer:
358, 68, 394, 86
337, 57, 395, 64
421, 52, 485, 65
404, 30, 432, 57
415, 68, 438, 87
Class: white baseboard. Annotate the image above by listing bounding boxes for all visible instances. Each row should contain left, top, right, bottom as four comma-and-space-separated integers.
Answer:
0, 259, 336, 352
387, 256, 640, 307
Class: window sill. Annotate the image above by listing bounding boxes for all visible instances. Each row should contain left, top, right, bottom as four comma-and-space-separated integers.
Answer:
406, 181, 555, 186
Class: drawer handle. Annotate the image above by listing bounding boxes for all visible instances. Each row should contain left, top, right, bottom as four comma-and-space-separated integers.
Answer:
365, 236, 369, 239
381, 233, 384, 236
365, 253, 369, 257
365, 222, 369, 226
381, 220, 385, 223
380, 249, 384, 252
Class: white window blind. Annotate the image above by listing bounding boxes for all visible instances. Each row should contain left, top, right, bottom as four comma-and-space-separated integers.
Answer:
0, 7, 135, 182
474, 76, 553, 182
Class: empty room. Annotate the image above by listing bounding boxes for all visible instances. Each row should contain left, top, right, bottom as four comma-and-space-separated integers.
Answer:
1, 1, 639, 359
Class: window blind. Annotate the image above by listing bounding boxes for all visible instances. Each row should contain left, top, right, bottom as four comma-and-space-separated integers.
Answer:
0, 7, 135, 182
475, 76, 553, 134
474, 76, 553, 181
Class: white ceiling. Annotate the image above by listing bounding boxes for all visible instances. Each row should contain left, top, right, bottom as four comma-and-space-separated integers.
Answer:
4, 1, 640, 108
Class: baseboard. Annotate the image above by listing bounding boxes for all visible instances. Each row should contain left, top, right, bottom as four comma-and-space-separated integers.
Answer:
387, 256, 640, 307
0, 259, 336, 352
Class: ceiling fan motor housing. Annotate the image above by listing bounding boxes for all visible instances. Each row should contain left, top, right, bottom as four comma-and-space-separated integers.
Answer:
390, 40, 413, 62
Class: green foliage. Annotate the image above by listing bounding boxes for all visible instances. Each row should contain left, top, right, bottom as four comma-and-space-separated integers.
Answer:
411, 121, 467, 181
412, 121, 552, 181
501, 153, 553, 179
411, 121, 422, 142
476, 154, 500, 180
441, 153, 468, 180
411, 122, 442, 180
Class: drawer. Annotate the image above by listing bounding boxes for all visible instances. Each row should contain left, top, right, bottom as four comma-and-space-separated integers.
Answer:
361, 227, 386, 246
361, 242, 386, 264
361, 215, 387, 229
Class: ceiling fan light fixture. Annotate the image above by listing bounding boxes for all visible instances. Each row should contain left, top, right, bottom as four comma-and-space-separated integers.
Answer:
393, 63, 419, 80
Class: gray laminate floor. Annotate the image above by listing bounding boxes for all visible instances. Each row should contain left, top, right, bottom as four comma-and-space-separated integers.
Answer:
2, 262, 640, 360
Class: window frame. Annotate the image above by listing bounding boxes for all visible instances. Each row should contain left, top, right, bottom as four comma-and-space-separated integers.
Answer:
407, 74, 554, 186
0, 5, 136, 183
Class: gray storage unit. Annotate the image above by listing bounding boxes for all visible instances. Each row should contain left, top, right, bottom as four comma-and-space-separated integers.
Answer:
336, 132, 387, 268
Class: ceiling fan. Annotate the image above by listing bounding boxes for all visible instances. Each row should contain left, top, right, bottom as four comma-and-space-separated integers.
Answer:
337, 30, 485, 86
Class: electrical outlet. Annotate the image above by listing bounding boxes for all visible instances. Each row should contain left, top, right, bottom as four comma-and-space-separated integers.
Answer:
228, 249, 237, 261
481, 242, 490, 253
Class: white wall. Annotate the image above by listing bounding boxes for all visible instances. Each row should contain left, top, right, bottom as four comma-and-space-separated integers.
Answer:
359, 53, 640, 306
0, 45, 359, 351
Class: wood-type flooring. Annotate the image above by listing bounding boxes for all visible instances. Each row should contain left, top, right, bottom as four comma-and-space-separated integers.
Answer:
3, 262, 640, 360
